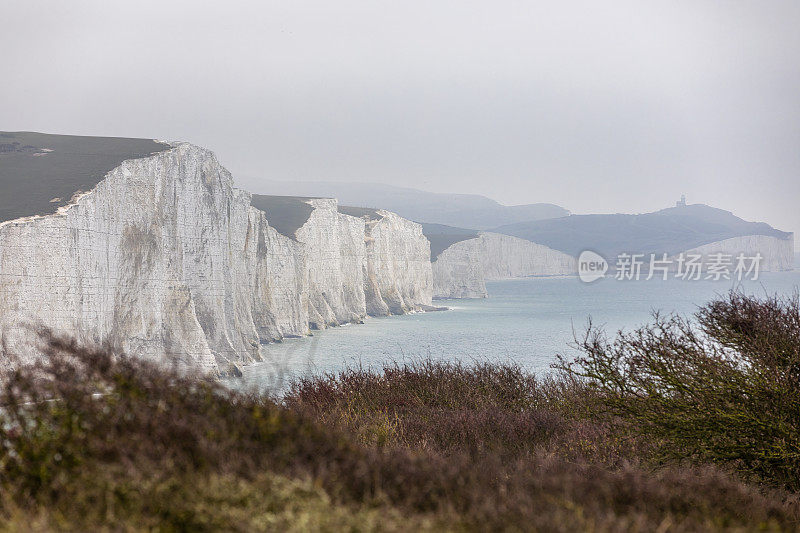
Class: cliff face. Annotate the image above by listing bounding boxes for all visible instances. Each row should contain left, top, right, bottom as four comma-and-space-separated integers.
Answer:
0, 143, 242, 373
0, 143, 433, 375
363, 211, 433, 315
295, 198, 367, 329
432, 237, 488, 299
431, 232, 576, 298
477, 232, 576, 280
673, 235, 795, 272
241, 209, 309, 343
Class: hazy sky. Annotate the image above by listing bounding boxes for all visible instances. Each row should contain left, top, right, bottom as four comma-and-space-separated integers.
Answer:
2, 1, 799, 241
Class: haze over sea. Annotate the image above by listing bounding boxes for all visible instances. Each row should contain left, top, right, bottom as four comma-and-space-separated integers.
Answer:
236, 271, 800, 393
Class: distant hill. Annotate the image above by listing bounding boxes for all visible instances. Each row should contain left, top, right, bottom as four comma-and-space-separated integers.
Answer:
252, 179, 568, 229
0, 131, 169, 223
494, 203, 793, 259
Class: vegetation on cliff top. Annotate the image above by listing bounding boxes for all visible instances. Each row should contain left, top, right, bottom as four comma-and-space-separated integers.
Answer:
0, 131, 170, 224
1, 292, 800, 531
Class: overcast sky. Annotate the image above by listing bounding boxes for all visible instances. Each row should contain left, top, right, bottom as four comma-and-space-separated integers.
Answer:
2, 1, 799, 240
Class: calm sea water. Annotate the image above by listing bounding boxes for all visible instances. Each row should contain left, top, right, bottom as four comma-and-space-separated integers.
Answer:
232, 271, 800, 393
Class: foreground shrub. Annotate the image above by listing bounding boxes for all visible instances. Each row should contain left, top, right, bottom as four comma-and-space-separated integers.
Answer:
0, 332, 436, 530
285, 361, 800, 530
563, 291, 800, 490
286, 360, 567, 455
0, 322, 798, 531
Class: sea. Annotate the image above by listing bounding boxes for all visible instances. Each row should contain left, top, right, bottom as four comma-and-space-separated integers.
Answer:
232, 271, 800, 394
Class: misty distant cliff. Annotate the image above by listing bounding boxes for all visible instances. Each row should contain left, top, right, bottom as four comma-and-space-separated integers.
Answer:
427, 228, 577, 299
425, 204, 794, 298
494, 203, 794, 265
254, 179, 569, 229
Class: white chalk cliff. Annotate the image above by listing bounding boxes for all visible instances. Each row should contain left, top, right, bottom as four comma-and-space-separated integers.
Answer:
477, 232, 577, 280
432, 231, 794, 299
295, 198, 367, 329
671, 235, 794, 273
432, 232, 576, 298
362, 210, 433, 316
432, 236, 488, 299
0, 143, 433, 375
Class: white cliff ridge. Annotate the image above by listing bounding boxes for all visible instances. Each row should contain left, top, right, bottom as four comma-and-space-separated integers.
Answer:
432, 236, 488, 299
431, 232, 794, 299
432, 232, 576, 299
295, 198, 368, 329
477, 233, 576, 280
362, 210, 433, 315
672, 235, 794, 273
0, 143, 433, 375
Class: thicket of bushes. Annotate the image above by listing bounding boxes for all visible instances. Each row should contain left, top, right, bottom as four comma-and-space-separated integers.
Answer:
1, 292, 799, 531
562, 291, 800, 490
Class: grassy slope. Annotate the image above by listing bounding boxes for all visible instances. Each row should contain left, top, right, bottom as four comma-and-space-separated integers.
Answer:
337, 205, 383, 220
249, 194, 318, 240
0, 132, 170, 223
